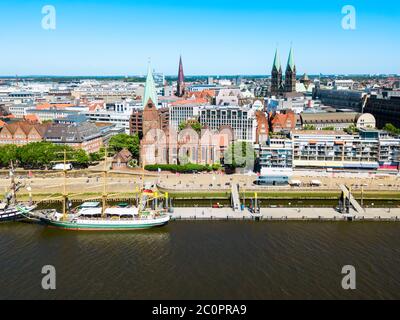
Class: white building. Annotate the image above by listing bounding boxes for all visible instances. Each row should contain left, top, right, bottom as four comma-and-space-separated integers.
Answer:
169, 104, 201, 130
333, 80, 355, 90
86, 101, 139, 134
9, 104, 33, 118
26, 108, 81, 122
199, 106, 257, 142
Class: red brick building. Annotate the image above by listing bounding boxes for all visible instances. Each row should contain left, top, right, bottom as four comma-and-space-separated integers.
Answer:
0, 122, 49, 145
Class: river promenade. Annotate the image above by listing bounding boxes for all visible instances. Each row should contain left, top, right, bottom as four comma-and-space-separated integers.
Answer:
171, 207, 400, 222
1, 169, 400, 197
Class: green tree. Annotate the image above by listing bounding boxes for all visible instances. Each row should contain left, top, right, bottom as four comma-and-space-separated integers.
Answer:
224, 142, 255, 170
344, 124, 359, 134
89, 152, 102, 163
73, 149, 90, 167
383, 123, 400, 135
303, 124, 316, 130
17, 142, 67, 169
322, 126, 335, 131
109, 133, 140, 159
0, 145, 18, 167
178, 120, 203, 134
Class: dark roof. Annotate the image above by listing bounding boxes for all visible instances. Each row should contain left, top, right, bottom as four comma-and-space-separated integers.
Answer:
44, 122, 102, 143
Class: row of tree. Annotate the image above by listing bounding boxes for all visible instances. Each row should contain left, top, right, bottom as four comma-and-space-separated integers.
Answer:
0, 142, 96, 169
0, 132, 251, 172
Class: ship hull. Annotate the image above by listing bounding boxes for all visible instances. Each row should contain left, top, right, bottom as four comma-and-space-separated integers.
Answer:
0, 211, 24, 223
39, 216, 170, 231
0, 206, 36, 223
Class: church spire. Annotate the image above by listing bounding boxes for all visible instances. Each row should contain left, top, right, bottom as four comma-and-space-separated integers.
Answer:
286, 46, 295, 72
272, 47, 281, 72
143, 60, 158, 106
271, 47, 283, 95
284, 46, 297, 93
176, 55, 185, 97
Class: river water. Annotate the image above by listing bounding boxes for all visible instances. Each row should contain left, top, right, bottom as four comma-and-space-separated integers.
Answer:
1, 221, 400, 300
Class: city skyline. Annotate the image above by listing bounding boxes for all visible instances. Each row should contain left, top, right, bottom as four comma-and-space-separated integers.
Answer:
0, 0, 399, 76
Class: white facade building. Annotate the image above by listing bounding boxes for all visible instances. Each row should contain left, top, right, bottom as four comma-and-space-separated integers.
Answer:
199, 106, 257, 142
169, 104, 201, 130
9, 104, 33, 118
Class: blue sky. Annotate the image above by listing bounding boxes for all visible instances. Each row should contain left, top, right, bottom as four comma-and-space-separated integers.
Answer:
0, 0, 399, 76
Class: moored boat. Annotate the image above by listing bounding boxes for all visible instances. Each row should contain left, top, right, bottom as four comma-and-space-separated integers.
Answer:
0, 203, 37, 223
0, 163, 37, 223
39, 202, 170, 231
36, 150, 171, 231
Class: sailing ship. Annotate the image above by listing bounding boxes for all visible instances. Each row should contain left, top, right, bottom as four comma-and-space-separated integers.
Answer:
38, 150, 170, 231
0, 164, 36, 223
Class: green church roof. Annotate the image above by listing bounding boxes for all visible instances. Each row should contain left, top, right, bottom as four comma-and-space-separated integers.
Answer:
286, 47, 295, 72
143, 62, 158, 106
272, 48, 281, 71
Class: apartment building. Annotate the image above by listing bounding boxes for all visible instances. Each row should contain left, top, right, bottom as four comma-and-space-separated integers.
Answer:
258, 128, 400, 172
377, 131, 400, 170
292, 129, 395, 170
259, 137, 293, 176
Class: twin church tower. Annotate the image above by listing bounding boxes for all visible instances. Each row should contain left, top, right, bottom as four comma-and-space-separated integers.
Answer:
270, 47, 297, 95
174, 47, 296, 99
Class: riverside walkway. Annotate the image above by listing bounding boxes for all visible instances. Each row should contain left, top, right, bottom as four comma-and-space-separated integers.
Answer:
171, 207, 400, 222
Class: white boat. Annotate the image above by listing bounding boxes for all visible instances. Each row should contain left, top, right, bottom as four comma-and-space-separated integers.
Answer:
38, 149, 171, 231
40, 202, 170, 231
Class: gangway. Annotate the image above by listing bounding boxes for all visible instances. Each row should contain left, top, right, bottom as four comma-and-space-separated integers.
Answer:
339, 184, 365, 214
231, 183, 241, 212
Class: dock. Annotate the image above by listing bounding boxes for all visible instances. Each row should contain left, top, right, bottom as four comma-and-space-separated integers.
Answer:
170, 207, 400, 222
